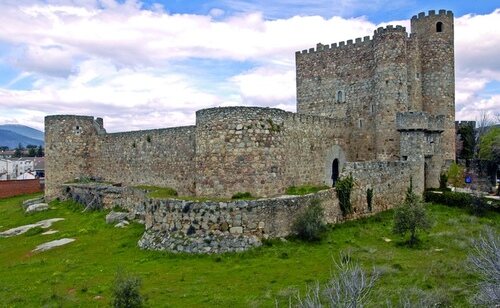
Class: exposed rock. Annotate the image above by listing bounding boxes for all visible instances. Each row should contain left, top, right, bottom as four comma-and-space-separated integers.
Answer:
22, 197, 45, 210
114, 220, 129, 228
25, 203, 49, 213
105, 211, 128, 224
32, 238, 75, 252
42, 230, 59, 235
0, 218, 65, 238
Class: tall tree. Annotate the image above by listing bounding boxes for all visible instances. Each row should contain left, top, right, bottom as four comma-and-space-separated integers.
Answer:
457, 122, 475, 160
13, 143, 23, 158
36, 145, 44, 157
478, 127, 500, 163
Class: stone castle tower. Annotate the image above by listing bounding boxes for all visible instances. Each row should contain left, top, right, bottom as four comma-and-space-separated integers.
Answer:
296, 10, 455, 167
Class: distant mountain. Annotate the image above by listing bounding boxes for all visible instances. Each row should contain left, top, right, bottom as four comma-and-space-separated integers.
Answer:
0, 125, 44, 149
0, 124, 44, 141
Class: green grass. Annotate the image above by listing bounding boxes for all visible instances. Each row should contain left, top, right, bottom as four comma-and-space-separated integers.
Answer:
285, 184, 330, 195
0, 194, 498, 307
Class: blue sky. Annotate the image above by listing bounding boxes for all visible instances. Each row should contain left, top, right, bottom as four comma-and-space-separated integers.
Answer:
0, 0, 498, 132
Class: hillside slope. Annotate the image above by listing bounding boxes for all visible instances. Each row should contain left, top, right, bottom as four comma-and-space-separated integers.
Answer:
0, 129, 44, 148
0, 124, 43, 141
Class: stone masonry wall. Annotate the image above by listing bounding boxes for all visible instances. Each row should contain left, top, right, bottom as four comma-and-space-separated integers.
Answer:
195, 107, 349, 198
94, 126, 196, 196
45, 115, 102, 200
296, 36, 376, 162
342, 160, 423, 215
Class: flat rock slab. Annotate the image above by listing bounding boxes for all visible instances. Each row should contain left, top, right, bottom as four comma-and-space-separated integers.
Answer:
26, 203, 49, 213
114, 221, 129, 228
22, 197, 45, 210
42, 230, 59, 235
0, 218, 65, 238
32, 238, 75, 253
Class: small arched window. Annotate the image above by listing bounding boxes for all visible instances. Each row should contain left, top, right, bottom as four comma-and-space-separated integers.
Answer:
336, 90, 343, 103
436, 22, 443, 32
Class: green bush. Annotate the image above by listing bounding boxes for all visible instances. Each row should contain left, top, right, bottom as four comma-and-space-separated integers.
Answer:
424, 190, 473, 207
439, 173, 448, 190
231, 192, 253, 199
112, 270, 144, 308
426, 190, 499, 214
447, 162, 465, 188
292, 199, 326, 241
335, 174, 354, 216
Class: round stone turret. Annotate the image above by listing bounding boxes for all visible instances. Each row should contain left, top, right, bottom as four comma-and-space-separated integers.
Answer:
44, 115, 101, 200
411, 10, 455, 161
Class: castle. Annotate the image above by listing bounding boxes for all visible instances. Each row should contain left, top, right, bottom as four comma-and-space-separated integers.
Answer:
45, 9, 455, 201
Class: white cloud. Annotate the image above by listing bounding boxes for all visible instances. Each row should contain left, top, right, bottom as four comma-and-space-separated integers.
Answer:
0, 1, 499, 132
230, 65, 296, 108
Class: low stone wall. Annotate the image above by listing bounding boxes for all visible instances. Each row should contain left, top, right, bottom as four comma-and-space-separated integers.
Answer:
62, 160, 415, 254
341, 160, 421, 214
0, 179, 43, 199
64, 183, 147, 220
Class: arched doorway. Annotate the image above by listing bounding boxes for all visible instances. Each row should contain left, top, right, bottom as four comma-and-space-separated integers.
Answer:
332, 159, 339, 187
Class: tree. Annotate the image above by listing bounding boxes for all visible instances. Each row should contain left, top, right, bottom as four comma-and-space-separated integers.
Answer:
393, 178, 432, 246
13, 143, 23, 158
0, 146, 8, 151
457, 122, 475, 160
27, 147, 36, 157
36, 145, 44, 157
478, 127, 500, 163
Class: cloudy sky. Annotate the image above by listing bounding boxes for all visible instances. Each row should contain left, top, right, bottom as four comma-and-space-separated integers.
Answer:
0, 0, 498, 132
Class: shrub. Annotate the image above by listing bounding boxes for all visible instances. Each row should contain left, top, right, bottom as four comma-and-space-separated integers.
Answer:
439, 172, 448, 190
231, 192, 252, 199
294, 252, 379, 307
366, 188, 373, 212
468, 227, 500, 306
393, 179, 432, 246
335, 174, 354, 216
447, 162, 465, 188
292, 199, 326, 241
424, 190, 498, 214
468, 192, 489, 216
112, 270, 143, 308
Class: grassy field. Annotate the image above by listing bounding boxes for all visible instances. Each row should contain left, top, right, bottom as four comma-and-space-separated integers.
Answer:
0, 193, 498, 307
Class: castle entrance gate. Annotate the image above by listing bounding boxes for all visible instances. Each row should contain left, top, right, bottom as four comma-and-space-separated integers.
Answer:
324, 145, 346, 187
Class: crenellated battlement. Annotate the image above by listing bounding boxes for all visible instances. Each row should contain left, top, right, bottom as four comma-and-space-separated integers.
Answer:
296, 35, 373, 55
296, 24, 411, 56
373, 25, 407, 37
411, 9, 453, 21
